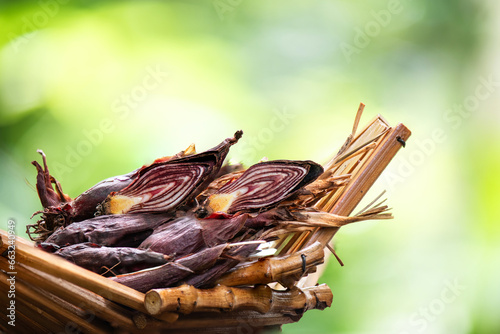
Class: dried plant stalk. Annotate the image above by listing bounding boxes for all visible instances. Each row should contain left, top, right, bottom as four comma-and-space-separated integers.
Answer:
215, 241, 324, 287
0, 275, 64, 332
306, 122, 411, 248
12, 261, 136, 329
141, 284, 332, 331
0, 270, 110, 334
281, 205, 393, 228
295, 122, 411, 288
0, 230, 179, 323
144, 283, 332, 316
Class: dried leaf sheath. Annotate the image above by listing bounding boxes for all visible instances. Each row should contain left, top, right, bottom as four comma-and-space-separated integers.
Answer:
144, 283, 332, 316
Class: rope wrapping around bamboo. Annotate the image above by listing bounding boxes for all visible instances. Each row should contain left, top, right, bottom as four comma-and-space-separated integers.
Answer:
144, 283, 332, 316
214, 241, 324, 287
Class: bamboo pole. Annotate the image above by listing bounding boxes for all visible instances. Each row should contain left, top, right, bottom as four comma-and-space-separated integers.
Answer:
315, 115, 392, 213
145, 284, 272, 315
13, 261, 137, 330
0, 270, 110, 334
215, 241, 324, 287
0, 230, 179, 324
144, 283, 332, 316
0, 282, 60, 333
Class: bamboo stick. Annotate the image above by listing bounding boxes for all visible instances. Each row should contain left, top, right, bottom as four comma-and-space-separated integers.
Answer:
1, 249, 177, 330
215, 241, 324, 287
277, 116, 391, 258
15, 261, 137, 330
306, 123, 411, 248
145, 284, 272, 315
0, 280, 61, 333
286, 117, 391, 258
296, 122, 411, 288
0, 270, 110, 334
0, 230, 179, 324
166, 284, 331, 331
144, 283, 332, 316
314, 116, 391, 214
0, 308, 53, 334
0, 259, 66, 332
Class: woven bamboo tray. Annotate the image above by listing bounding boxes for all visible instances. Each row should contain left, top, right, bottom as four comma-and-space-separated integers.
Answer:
0, 104, 411, 333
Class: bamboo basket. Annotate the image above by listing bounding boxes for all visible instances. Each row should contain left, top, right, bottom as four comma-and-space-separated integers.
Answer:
0, 104, 411, 333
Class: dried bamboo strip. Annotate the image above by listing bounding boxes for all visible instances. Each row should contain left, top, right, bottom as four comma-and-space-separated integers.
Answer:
306, 123, 411, 248
0, 308, 53, 334
330, 103, 365, 162
17, 262, 137, 330
276, 230, 306, 255
0, 258, 66, 332
0, 230, 179, 324
0, 270, 110, 334
296, 122, 411, 288
278, 116, 392, 258
316, 116, 391, 213
0, 279, 61, 333
39, 282, 114, 331
288, 116, 392, 254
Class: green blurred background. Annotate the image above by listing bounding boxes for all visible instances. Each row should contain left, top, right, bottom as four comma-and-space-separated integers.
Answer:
1, 0, 499, 333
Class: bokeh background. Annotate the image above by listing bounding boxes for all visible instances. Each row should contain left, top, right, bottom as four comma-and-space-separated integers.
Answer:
1, 1, 499, 333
